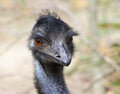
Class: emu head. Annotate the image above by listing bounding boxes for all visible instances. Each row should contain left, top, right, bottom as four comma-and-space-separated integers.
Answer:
29, 13, 77, 66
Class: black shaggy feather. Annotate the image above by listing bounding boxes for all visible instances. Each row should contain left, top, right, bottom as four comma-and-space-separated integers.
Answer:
29, 11, 77, 94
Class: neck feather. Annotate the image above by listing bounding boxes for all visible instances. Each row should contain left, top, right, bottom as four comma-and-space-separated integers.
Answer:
34, 59, 70, 94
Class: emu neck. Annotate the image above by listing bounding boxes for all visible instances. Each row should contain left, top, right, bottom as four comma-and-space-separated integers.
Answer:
34, 59, 69, 94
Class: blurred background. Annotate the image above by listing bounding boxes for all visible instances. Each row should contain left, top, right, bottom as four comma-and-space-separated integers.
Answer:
0, 0, 120, 94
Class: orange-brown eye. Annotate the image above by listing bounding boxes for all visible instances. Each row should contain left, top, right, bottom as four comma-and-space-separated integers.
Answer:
67, 37, 73, 44
34, 38, 43, 46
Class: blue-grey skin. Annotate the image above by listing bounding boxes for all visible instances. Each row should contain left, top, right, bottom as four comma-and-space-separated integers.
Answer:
29, 12, 77, 94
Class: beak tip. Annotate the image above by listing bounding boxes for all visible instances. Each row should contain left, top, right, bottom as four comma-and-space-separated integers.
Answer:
62, 59, 71, 66
64, 63, 70, 66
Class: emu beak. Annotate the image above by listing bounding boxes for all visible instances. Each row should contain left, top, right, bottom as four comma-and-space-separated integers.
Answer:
37, 44, 72, 66
54, 53, 71, 66
36, 50, 71, 66
59, 55, 71, 66
53, 45, 72, 66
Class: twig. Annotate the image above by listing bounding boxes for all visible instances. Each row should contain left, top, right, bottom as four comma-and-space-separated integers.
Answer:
53, 0, 80, 27
83, 67, 116, 92
80, 34, 120, 71
0, 11, 35, 26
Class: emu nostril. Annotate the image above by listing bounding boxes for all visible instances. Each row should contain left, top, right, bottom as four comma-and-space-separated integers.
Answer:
55, 54, 61, 58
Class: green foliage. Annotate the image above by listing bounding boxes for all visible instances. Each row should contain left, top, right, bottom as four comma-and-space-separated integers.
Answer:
99, 23, 120, 29
111, 80, 120, 87
112, 44, 120, 52
111, 44, 120, 62
18, 0, 27, 6
80, 56, 92, 62
98, 0, 113, 7
116, 91, 120, 94
98, 29, 111, 36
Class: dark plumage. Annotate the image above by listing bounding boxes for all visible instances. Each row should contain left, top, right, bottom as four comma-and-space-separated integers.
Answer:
28, 12, 77, 94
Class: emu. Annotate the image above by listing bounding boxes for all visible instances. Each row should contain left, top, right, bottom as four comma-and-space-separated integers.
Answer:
28, 12, 77, 94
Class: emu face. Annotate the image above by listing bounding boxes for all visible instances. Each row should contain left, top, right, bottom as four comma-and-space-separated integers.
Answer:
29, 14, 77, 66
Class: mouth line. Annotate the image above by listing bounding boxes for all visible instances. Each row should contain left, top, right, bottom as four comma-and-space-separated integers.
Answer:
36, 51, 69, 66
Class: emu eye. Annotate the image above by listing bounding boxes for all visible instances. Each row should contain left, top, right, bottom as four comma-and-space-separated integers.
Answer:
34, 38, 43, 46
67, 37, 73, 44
